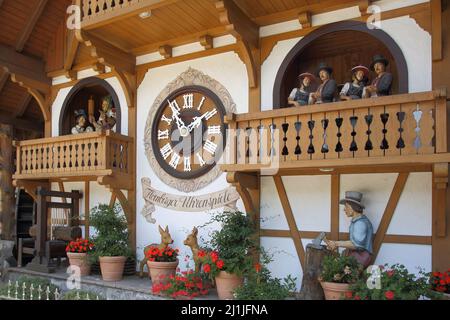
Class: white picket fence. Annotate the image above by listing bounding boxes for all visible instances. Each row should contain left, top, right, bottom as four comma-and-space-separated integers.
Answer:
1, 280, 101, 300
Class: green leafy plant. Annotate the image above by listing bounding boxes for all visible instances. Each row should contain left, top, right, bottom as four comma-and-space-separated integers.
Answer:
62, 290, 104, 300
234, 250, 297, 300
319, 254, 363, 284
89, 204, 131, 260
202, 211, 258, 276
0, 276, 59, 300
348, 264, 437, 300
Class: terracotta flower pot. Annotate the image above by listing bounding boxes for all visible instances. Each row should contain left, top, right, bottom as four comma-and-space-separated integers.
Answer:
67, 252, 91, 276
320, 281, 351, 300
147, 260, 179, 286
215, 271, 244, 300
99, 256, 127, 282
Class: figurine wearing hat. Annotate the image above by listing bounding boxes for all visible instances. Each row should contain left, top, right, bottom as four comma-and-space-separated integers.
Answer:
340, 66, 369, 101
288, 72, 316, 107
71, 109, 94, 134
309, 63, 337, 104
323, 191, 374, 268
363, 54, 393, 98
90, 95, 117, 131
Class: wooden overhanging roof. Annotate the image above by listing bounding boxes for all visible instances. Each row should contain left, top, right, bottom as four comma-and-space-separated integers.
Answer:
0, 0, 373, 130
0, 0, 72, 131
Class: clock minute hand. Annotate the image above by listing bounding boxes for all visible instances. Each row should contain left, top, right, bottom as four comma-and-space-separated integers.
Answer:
187, 114, 207, 133
169, 101, 186, 129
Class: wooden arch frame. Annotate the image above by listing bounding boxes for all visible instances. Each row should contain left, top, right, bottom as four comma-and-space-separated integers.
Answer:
58, 77, 122, 136
272, 20, 409, 108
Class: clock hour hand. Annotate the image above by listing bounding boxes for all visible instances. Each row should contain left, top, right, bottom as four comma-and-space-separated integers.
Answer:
168, 100, 187, 130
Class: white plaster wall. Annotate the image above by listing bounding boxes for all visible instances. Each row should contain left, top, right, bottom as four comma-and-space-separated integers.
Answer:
51, 73, 129, 137
136, 51, 248, 267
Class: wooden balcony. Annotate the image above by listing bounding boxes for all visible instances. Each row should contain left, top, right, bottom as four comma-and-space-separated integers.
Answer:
12, 131, 133, 190
221, 90, 450, 175
80, 0, 163, 29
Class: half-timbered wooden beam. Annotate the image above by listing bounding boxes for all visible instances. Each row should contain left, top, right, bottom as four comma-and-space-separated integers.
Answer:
15, 0, 48, 53
371, 172, 409, 262
273, 175, 306, 270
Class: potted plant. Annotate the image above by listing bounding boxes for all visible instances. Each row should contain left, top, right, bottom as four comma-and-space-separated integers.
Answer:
89, 204, 131, 282
152, 269, 210, 299
347, 264, 435, 300
430, 269, 450, 300
234, 251, 297, 300
203, 211, 258, 300
319, 254, 363, 300
146, 245, 179, 285
66, 238, 94, 276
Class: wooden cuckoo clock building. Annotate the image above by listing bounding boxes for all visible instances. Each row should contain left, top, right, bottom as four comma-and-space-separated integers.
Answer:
1, 0, 450, 290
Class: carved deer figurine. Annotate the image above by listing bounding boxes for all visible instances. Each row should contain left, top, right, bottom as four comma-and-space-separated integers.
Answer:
139, 225, 174, 278
183, 227, 208, 273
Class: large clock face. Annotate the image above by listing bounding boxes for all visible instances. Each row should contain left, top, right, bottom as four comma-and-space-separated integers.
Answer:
151, 86, 227, 179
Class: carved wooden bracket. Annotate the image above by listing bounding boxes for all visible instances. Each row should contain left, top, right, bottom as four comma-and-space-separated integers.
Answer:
433, 163, 448, 237
75, 29, 135, 75
200, 35, 213, 50
226, 172, 260, 218
298, 11, 312, 28
159, 45, 173, 59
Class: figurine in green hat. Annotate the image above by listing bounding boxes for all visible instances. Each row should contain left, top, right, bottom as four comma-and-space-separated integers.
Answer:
90, 95, 117, 131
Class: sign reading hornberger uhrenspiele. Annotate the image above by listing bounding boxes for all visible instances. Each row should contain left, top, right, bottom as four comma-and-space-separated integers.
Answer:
140, 178, 240, 224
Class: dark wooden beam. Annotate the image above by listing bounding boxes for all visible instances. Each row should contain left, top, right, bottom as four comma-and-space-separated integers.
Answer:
0, 69, 8, 94
15, 93, 32, 118
15, 0, 49, 52
0, 0, 5, 9
0, 44, 51, 89
0, 111, 43, 132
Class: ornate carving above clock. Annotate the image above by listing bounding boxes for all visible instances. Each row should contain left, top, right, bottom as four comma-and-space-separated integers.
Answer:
144, 68, 237, 193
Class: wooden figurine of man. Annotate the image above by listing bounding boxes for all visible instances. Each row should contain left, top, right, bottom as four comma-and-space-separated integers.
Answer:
288, 72, 316, 107
90, 96, 117, 131
324, 191, 374, 268
309, 63, 337, 104
364, 54, 393, 98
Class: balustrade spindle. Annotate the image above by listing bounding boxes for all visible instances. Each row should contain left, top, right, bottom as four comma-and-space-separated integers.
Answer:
349, 116, 358, 153
396, 111, 406, 150
321, 119, 329, 154
294, 121, 302, 156
380, 112, 390, 151
335, 117, 343, 153
282, 123, 289, 156
307, 120, 315, 155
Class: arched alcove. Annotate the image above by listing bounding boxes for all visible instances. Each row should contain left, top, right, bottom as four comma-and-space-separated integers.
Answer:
59, 77, 122, 136
273, 20, 409, 108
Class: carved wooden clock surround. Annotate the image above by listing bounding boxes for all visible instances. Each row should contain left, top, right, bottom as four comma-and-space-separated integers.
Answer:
144, 68, 237, 193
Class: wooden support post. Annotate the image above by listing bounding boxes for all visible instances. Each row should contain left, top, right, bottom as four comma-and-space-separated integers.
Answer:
84, 181, 90, 239
273, 175, 305, 269
433, 163, 448, 237
330, 173, 340, 241
0, 124, 14, 240
71, 190, 80, 227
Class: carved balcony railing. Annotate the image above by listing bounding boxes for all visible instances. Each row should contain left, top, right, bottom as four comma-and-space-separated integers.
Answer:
80, 0, 157, 28
13, 131, 133, 189
221, 90, 450, 174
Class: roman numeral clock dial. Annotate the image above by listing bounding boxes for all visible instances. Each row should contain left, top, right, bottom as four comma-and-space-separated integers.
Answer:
151, 86, 227, 179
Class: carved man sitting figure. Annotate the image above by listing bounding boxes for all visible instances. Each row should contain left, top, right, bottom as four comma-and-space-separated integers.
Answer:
324, 191, 374, 268
71, 109, 94, 134
364, 54, 393, 98
288, 72, 316, 107
89, 96, 117, 132
309, 63, 337, 104
340, 65, 369, 101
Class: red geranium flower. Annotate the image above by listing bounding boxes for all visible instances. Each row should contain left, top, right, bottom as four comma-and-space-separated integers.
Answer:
216, 260, 224, 269
386, 270, 395, 277
210, 251, 219, 263
198, 250, 206, 258
203, 264, 211, 273
385, 290, 395, 300
254, 263, 261, 273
